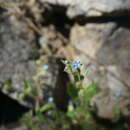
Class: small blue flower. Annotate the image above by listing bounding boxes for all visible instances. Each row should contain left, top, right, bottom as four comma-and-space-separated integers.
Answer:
38, 36, 44, 41
38, 37, 44, 44
42, 65, 49, 70
68, 100, 74, 105
113, 91, 121, 97
72, 60, 81, 69
48, 97, 54, 102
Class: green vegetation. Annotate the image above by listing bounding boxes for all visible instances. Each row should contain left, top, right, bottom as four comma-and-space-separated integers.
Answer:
19, 60, 129, 130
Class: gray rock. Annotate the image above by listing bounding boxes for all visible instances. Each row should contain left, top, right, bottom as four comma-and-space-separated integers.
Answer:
41, 0, 130, 18
1, 0, 130, 121
70, 21, 130, 120
0, 15, 38, 107
0, 15, 69, 109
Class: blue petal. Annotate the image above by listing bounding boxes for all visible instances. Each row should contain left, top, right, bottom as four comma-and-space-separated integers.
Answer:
38, 36, 44, 42
68, 100, 73, 105
72, 64, 78, 69
42, 65, 49, 70
75, 60, 80, 64
114, 91, 121, 97
48, 97, 54, 102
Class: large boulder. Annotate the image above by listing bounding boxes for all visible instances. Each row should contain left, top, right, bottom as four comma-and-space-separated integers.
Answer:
70, 21, 130, 120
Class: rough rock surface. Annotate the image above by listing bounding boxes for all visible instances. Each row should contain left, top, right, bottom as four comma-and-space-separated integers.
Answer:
0, 15, 38, 107
42, 0, 130, 18
0, 0, 130, 122
0, 16, 69, 110
40, 0, 130, 120
70, 21, 130, 120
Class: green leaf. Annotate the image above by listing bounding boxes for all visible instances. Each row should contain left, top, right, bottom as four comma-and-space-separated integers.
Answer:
85, 112, 93, 121
80, 75, 84, 81
67, 111, 76, 118
67, 82, 79, 98
18, 93, 25, 99
84, 82, 100, 102
24, 80, 30, 89
24, 80, 33, 93
74, 75, 80, 82
3, 80, 11, 89
113, 105, 121, 117
38, 103, 53, 113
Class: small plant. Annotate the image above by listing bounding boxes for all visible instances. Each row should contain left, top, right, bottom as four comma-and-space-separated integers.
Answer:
21, 59, 104, 130
62, 60, 103, 129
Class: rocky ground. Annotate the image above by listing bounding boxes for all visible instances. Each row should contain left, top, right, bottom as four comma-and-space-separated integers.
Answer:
0, 0, 130, 129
